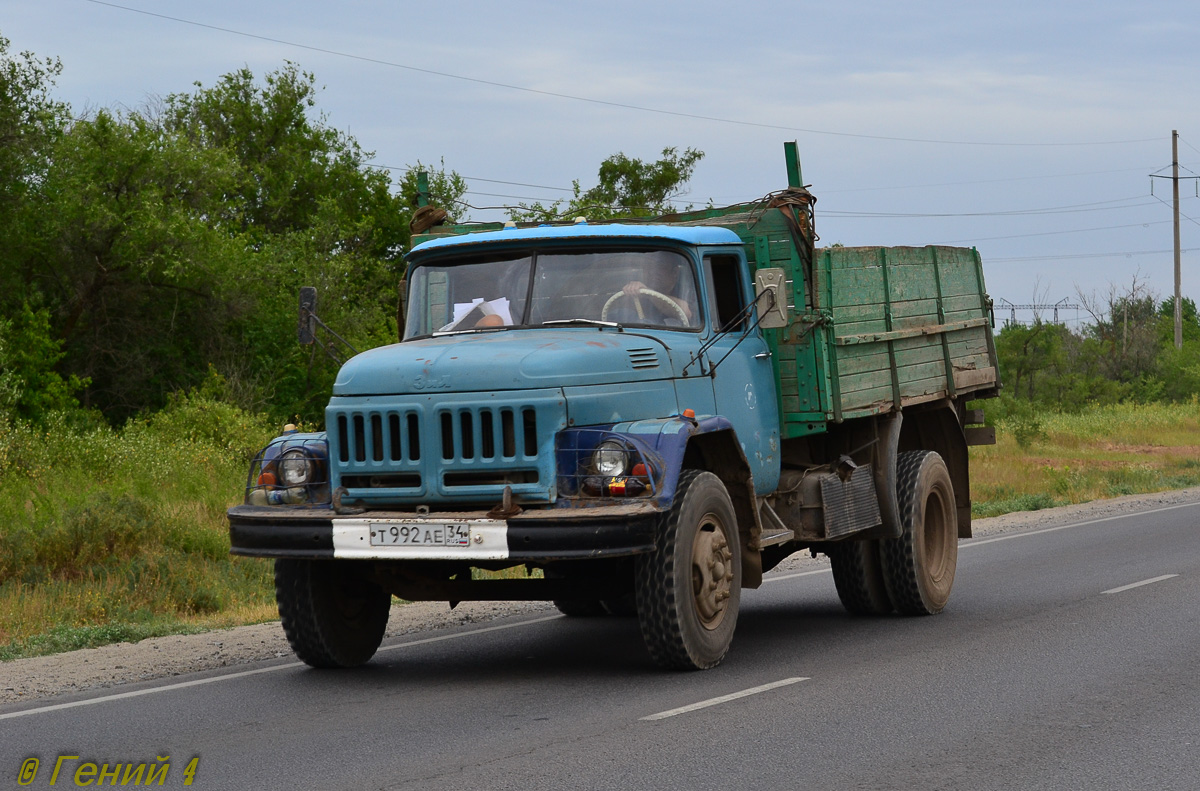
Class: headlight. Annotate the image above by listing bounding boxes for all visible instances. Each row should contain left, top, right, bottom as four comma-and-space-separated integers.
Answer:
592, 440, 629, 477
279, 450, 313, 487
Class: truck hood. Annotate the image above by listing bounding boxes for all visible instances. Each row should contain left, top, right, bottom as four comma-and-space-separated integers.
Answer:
332, 330, 682, 396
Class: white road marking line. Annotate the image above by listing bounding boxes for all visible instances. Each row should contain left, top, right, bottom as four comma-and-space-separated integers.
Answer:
0, 614, 563, 721
759, 500, 1200, 585
961, 500, 1200, 550
1102, 574, 1179, 595
762, 568, 830, 583
639, 677, 809, 721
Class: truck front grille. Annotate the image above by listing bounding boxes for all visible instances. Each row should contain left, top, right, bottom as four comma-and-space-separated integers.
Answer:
336, 411, 421, 464
439, 407, 537, 461
327, 391, 565, 506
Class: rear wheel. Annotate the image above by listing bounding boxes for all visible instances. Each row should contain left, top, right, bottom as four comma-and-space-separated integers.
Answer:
880, 451, 958, 615
830, 539, 893, 615
636, 470, 741, 670
275, 559, 391, 668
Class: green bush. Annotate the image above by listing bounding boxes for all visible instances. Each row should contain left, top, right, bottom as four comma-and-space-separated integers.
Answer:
973, 492, 1063, 518
0, 304, 89, 425
991, 396, 1048, 449
0, 383, 282, 657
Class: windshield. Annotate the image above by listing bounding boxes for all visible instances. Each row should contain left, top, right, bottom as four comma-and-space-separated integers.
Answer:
403, 249, 702, 338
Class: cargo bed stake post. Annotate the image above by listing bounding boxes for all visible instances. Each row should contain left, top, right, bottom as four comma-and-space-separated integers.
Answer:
784, 141, 803, 188
416, 170, 430, 208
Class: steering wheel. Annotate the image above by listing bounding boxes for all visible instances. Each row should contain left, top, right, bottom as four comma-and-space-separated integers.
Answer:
601, 287, 689, 324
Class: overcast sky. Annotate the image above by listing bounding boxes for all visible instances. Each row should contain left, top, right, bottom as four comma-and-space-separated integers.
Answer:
4, 0, 1199, 324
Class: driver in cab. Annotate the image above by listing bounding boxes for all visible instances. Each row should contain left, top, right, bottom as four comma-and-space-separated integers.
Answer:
613, 259, 698, 326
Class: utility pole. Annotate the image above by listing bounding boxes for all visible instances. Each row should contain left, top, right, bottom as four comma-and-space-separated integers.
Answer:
1152, 132, 1190, 349
1173, 130, 1182, 350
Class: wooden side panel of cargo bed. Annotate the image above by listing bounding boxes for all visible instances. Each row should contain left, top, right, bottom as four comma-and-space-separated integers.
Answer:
823, 245, 997, 420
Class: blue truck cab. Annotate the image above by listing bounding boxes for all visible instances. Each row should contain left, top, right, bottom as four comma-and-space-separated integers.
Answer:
229, 145, 999, 671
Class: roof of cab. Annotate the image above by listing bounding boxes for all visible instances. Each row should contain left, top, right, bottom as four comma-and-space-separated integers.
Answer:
409, 223, 742, 257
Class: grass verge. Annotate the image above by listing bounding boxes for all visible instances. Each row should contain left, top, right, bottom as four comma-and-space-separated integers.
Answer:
0, 392, 280, 660
971, 401, 1200, 517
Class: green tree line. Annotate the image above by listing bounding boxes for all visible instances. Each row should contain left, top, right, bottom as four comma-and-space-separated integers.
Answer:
0, 35, 465, 425
0, 33, 712, 431
994, 290, 1200, 417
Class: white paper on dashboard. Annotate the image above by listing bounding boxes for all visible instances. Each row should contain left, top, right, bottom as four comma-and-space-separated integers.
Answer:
442, 297, 514, 330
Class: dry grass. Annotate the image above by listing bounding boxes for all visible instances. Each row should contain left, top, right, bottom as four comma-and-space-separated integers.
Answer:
971, 402, 1200, 517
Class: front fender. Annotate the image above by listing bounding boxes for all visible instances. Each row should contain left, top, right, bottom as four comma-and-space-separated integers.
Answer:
556, 415, 735, 509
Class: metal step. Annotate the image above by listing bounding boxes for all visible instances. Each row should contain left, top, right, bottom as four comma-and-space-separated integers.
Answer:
753, 502, 795, 549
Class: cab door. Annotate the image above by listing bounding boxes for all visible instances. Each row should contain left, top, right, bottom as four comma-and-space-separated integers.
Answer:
702, 252, 781, 493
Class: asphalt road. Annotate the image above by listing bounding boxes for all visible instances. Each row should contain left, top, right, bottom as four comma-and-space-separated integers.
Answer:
3, 500, 1198, 791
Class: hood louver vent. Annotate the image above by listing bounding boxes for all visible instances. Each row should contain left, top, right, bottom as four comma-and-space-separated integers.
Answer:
628, 348, 660, 369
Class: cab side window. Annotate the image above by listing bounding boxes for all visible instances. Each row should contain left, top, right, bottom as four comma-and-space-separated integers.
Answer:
704, 254, 747, 332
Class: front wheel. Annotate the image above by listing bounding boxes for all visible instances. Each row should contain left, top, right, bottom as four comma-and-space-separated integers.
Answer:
879, 451, 958, 615
275, 559, 391, 668
636, 470, 741, 670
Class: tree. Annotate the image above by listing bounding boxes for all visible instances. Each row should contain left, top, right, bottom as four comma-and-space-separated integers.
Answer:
395, 158, 469, 226
4, 61, 466, 423
0, 34, 69, 303
509, 146, 704, 222
27, 108, 241, 419
0, 44, 478, 424
0, 34, 67, 205
1077, 274, 1160, 384
161, 63, 408, 261
1153, 298, 1200, 402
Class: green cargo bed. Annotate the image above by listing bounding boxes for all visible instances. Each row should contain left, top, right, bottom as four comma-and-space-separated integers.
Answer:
668, 198, 998, 439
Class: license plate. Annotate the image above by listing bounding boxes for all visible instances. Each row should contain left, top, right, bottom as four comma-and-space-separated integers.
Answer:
369, 522, 471, 547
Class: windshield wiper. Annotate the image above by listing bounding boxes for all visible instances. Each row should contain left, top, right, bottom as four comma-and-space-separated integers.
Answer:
431, 326, 511, 337
540, 319, 621, 329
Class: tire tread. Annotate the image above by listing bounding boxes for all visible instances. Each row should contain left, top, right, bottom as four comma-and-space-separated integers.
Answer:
275, 559, 389, 668
880, 450, 955, 615
635, 470, 739, 670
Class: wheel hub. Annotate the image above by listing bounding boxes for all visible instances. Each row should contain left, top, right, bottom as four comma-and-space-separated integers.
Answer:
692, 522, 734, 630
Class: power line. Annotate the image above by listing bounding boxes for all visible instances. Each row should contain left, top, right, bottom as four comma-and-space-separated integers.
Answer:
451, 164, 1174, 205
464, 190, 560, 202
84, 0, 1162, 149
1151, 194, 1200, 229
818, 166, 1160, 195
461, 177, 572, 193
938, 219, 1173, 244
821, 196, 1159, 219
988, 247, 1199, 263
367, 163, 576, 193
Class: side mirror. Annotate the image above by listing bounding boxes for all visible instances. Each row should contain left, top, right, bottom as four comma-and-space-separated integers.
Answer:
753, 268, 788, 329
298, 287, 317, 344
